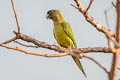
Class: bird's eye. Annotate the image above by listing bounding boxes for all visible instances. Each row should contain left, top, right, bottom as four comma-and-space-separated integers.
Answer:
47, 11, 50, 14
47, 10, 54, 14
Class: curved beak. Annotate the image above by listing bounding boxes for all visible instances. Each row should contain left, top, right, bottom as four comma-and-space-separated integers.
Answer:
46, 14, 49, 20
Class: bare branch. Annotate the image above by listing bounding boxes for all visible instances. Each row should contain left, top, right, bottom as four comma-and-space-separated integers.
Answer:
0, 1, 118, 79
14, 41, 39, 48
73, 0, 115, 38
107, 37, 117, 54
109, 53, 119, 80
13, 31, 112, 54
73, 1, 120, 80
79, 47, 111, 53
82, 54, 109, 74
11, 0, 21, 34
0, 37, 17, 45
74, 0, 84, 12
116, 1, 120, 44
71, 4, 78, 10
1, 44, 69, 57
85, 0, 94, 13
109, 0, 120, 80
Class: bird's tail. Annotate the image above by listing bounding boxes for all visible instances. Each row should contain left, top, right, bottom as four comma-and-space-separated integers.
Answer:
72, 56, 87, 77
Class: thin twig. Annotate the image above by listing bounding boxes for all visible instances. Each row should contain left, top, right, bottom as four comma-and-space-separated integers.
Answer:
71, 4, 79, 9
14, 41, 39, 48
1, 44, 69, 57
11, 0, 21, 34
0, 37, 17, 45
82, 54, 108, 74
85, 0, 94, 13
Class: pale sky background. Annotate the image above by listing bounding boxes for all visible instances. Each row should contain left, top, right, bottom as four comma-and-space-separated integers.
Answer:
0, 0, 119, 80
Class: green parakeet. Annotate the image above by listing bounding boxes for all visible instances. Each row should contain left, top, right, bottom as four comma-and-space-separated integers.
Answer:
46, 9, 86, 77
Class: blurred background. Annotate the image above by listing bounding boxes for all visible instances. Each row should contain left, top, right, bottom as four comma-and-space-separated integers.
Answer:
0, 0, 119, 80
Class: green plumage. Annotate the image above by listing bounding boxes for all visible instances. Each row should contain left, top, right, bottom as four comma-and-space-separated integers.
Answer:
54, 22, 76, 48
47, 10, 86, 77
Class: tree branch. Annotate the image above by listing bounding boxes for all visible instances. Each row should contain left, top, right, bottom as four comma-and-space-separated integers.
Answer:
0, 0, 117, 79
0, 31, 112, 57
83, 54, 108, 74
109, 0, 120, 80
11, 0, 21, 34
116, 0, 120, 44
13, 31, 111, 54
85, 0, 94, 13
73, 0, 115, 38
0, 37, 17, 45
14, 41, 39, 48
1, 44, 69, 57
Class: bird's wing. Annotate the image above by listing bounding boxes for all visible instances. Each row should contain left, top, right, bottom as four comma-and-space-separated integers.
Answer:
62, 22, 87, 77
61, 22, 77, 48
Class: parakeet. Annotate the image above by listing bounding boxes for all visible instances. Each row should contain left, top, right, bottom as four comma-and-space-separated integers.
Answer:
46, 9, 86, 77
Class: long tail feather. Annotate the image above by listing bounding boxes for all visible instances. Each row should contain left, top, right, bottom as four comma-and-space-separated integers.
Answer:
72, 56, 87, 77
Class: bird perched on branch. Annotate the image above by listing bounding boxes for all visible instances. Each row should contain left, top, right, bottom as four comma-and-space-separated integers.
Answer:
46, 9, 86, 77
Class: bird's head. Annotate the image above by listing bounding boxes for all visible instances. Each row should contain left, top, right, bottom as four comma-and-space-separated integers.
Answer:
46, 10, 64, 22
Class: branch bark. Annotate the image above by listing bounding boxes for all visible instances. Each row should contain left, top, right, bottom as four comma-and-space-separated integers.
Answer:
109, 0, 120, 80
11, 0, 21, 34
73, 0, 119, 80
1, 44, 69, 57
0, 37, 17, 45
74, 0, 115, 38
13, 31, 112, 54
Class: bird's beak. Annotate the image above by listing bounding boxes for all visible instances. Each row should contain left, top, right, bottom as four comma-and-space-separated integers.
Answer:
46, 14, 49, 20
